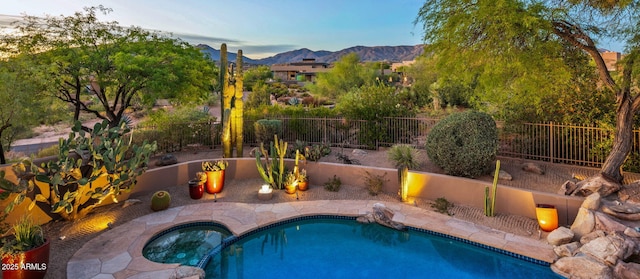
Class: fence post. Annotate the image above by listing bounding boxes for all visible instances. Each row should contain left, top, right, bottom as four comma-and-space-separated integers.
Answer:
549, 122, 554, 163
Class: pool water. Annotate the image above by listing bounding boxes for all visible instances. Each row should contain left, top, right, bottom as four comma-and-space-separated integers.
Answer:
203, 217, 560, 279
143, 223, 232, 266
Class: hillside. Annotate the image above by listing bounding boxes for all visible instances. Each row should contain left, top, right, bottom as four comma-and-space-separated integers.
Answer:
197, 44, 424, 65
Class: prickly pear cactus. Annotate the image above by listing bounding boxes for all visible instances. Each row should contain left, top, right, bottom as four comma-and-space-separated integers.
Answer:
150, 191, 171, 211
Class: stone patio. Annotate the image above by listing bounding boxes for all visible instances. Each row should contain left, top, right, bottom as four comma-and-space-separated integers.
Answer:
67, 200, 557, 279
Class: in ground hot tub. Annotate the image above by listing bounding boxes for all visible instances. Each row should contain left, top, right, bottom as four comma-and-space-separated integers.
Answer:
143, 222, 232, 266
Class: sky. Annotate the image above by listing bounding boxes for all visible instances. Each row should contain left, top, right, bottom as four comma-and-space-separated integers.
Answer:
2, 0, 426, 59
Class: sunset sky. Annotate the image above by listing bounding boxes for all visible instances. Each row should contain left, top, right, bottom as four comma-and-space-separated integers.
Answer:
3, 0, 426, 59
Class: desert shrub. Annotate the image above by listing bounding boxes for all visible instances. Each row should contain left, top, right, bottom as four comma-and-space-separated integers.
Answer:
364, 171, 387, 196
254, 119, 282, 144
305, 143, 331, 162
35, 144, 59, 158
425, 110, 497, 178
431, 197, 453, 216
323, 175, 342, 192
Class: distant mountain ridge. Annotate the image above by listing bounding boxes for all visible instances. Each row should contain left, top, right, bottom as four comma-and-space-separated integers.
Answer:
197, 44, 424, 65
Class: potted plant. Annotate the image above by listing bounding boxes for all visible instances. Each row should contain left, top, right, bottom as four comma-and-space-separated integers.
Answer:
297, 169, 308, 191
1, 215, 49, 279
202, 160, 228, 194
284, 172, 297, 194
188, 172, 207, 199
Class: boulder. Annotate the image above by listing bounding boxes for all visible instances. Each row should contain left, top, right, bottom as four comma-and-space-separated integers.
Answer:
602, 204, 640, 221
551, 256, 613, 279
581, 192, 601, 211
371, 203, 405, 231
571, 207, 596, 239
574, 174, 622, 197
580, 230, 606, 245
595, 211, 630, 233
498, 170, 512, 181
553, 242, 580, 257
558, 180, 578, 195
522, 162, 544, 175
547, 227, 575, 246
614, 261, 640, 279
618, 181, 640, 204
155, 154, 178, 166
580, 233, 635, 265
352, 149, 368, 156
624, 227, 640, 238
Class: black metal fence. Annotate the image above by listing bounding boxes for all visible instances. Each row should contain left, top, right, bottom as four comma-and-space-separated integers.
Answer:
133, 117, 640, 168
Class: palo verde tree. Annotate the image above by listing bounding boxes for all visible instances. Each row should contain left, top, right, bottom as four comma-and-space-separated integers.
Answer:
0, 57, 65, 164
307, 53, 377, 99
416, 0, 640, 183
0, 6, 217, 128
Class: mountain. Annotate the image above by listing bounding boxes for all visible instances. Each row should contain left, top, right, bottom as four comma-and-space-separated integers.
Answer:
196, 44, 258, 64
258, 45, 424, 65
197, 44, 424, 65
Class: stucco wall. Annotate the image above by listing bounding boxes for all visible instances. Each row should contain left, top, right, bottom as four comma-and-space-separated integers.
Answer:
1, 158, 582, 227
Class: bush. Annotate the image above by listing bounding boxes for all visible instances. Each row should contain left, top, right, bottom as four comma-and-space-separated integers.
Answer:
254, 119, 282, 144
364, 171, 387, 196
425, 111, 497, 178
323, 175, 342, 192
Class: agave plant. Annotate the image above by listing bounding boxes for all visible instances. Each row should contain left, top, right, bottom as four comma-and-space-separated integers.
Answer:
388, 144, 421, 201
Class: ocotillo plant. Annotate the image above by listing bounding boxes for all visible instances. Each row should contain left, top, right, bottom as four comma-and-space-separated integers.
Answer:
220, 43, 244, 158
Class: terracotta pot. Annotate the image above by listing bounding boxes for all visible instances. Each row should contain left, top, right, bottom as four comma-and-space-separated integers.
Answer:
285, 184, 297, 194
205, 170, 225, 194
188, 180, 204, 199
1, 239, 50, 279
297, 181, 308, 191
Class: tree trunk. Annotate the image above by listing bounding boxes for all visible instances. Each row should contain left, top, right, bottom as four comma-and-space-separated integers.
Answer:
0, 139, 6, 165
600, 94, 634, 183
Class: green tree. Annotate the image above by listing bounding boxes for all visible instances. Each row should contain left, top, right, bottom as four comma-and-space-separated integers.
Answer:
403, 56, 437, 109
337, 84, 413, 120
307, 53, 376, 99
244, 65, 273, 91
0, 6, 217, 128
337, 84, 415, 148
0, 58, 64, 164
416, 0, 640, 182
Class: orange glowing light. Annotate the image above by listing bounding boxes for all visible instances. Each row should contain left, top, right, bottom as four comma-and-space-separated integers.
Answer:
535, 204, 558, 232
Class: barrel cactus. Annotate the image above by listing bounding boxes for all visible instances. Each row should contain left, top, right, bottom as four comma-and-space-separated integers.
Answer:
150, 191, 171, 211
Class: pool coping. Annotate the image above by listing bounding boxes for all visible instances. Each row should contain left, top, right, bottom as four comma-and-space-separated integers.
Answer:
67, 200, 558, 279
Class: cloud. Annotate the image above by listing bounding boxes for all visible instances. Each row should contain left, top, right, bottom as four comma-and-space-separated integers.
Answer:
0, 14, 298, 59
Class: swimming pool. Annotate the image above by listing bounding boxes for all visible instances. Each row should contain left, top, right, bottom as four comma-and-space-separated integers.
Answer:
200, 216, 561, 279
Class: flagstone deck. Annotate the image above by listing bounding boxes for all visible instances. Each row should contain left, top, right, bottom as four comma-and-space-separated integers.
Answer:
67, 200, 557, 279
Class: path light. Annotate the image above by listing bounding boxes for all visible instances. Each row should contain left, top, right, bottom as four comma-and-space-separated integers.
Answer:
258, 184, 273, 201
535, 204, 558, 232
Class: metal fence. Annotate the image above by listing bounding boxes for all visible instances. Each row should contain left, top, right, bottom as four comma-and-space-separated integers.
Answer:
134, 117, 640, 168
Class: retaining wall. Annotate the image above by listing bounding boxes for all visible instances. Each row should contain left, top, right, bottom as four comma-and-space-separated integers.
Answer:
0, 158, 583, 227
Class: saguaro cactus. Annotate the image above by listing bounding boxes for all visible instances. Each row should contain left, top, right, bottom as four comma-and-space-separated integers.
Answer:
220, 43, 244, 158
